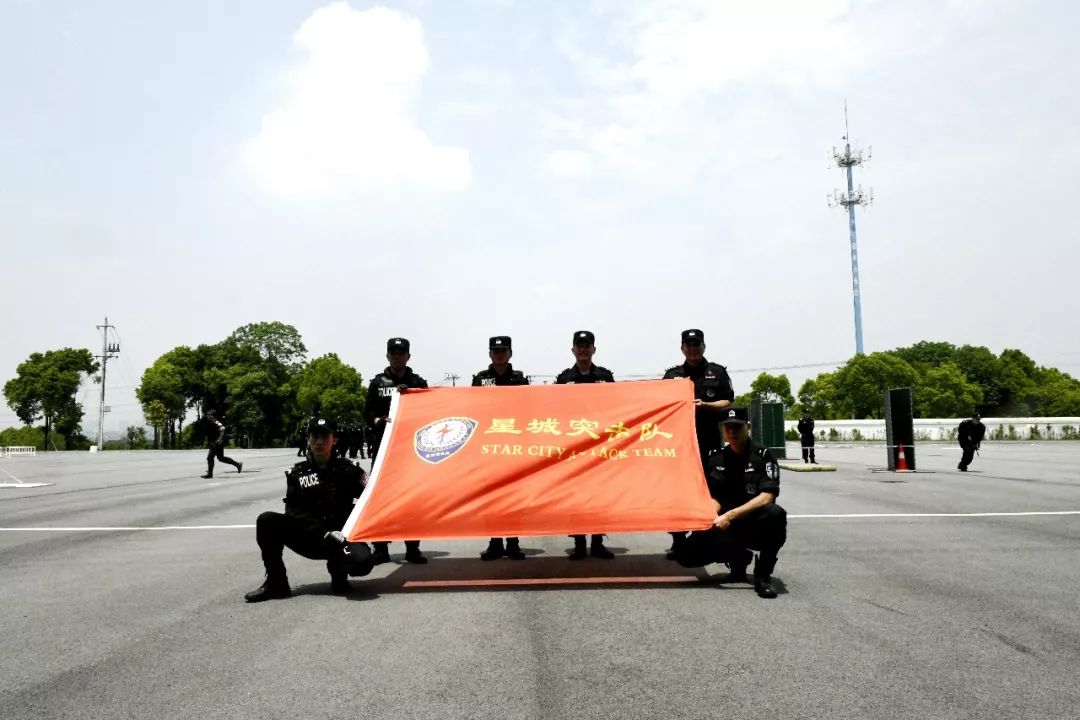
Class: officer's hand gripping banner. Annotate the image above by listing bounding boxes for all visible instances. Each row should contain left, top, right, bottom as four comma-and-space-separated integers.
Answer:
343, 379, 716, 541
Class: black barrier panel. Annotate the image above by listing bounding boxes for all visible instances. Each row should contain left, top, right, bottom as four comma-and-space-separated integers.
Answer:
884, 387, 915, 470
749, 398, 787, 460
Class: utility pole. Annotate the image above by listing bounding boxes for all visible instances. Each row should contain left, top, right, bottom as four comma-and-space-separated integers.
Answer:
444, 372, 460, 387
95, 317, 120, 449
829, 101, 873, 356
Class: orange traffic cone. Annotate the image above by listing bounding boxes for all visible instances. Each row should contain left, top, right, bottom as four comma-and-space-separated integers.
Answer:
896, 443, 910, 472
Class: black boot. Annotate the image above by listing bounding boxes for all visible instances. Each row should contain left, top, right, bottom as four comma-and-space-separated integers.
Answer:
505, 538, 526, 560
590, 535, 614, 560
719, 549, 751, 583
371, 542, 391, 565
569, 535, 587, 560
666, 532, 687, 561
330, 573, 352, 594
754, 576, 778, 598
404, 541, 427, 564
480, 538, 505, 561
245, 575, 291, 602
754, 554, 779, 598
201, 473, 213, 479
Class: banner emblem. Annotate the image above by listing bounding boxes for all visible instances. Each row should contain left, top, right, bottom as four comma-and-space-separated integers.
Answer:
414, 417, 478, 464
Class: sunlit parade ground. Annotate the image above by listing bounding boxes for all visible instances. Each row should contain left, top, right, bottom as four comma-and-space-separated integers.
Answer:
2, 443, 1078, 719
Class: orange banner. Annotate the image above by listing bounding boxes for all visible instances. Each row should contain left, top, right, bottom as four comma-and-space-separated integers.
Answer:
343, 379, 716, 541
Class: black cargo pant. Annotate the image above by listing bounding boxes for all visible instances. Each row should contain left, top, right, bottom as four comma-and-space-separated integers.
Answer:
801, 435, 816, 463
256, 511, 346, 580
959, 443, 976, 470
207, 443, 240, 475
676, 503, 787, 577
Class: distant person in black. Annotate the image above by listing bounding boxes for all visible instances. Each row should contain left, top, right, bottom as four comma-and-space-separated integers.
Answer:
555, 330, 616, 561
245, 417, 371, 602
295, 421, 307, 457
957, 413, 986, 472
797, 413, 817, 464
201, 409, 241, 479
473, 335, 529, 561
677, 407, 787, 599
365, 337, 430, 565
662, 328, 734, 558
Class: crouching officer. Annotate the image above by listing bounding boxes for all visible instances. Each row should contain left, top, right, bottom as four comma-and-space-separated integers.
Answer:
245, 417, 373, 602
676, 407, 787, 599
473, 335, 529, 560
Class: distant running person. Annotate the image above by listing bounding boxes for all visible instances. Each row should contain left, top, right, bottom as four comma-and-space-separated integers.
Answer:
957, 413, 986, 472
202, 409, 242, 479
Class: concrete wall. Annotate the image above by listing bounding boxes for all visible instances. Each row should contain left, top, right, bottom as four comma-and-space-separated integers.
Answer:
784, 418, 1080, 442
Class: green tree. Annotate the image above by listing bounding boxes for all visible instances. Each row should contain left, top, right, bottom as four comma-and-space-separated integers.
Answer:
293, 353, 367, 423
143, 399, 168, 449
229, 322, 307, 367
998, 348, 1039, 415
832, 352, 920, 419
798, 373, 840, 419
136, 358, 187, 448
893, 341, 957, 369
3, 348, 99, 450
915, 362, 984, 417
748, 372, 795, 406
953, 344, 1004, 413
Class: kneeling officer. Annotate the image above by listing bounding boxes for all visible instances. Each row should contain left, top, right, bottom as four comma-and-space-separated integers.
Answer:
677, 407, 787, 599
245, 416, 373, 602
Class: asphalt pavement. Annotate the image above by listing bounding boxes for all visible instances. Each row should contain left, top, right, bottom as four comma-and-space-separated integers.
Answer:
1, 442, 1078, 720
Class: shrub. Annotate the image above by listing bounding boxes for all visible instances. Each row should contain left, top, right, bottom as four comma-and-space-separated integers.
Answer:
827, 428, 841, 441
990, 424, 1005, 441
784, 427, 800, 441
1006, 424, 1019, 441
1060, 425, 1078, 440
1028, 425, 1042, 440
851, 428, 863, 441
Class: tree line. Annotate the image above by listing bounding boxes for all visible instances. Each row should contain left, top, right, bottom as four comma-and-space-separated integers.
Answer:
5, 331, 1080, 450
738, 341, 1080, 420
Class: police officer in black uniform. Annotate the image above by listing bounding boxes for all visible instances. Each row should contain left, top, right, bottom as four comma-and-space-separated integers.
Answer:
245, 416, 370, 602
555, 330, 616, 560
957, 413, 986, 471
677, 407, 787, 599
662, 329, 734, 557
797, 412, 817, 464
365, 337, 429, 565
473, 335, 529, 560
201, 409, 242, 479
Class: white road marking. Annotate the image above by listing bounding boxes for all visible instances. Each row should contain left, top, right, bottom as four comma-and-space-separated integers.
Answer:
0, 511, 1078, 532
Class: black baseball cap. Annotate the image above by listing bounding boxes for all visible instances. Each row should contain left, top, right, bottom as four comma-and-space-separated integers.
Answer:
306, 416, 338, 435
489, 336, 512, 350
681, 329, 704, 344
572, 330, 595, 346
387, 337, 410, 353
721, 407, 749, 425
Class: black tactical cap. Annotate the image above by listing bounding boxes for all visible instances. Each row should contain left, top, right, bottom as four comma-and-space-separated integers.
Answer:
572, 330, 595, 346
387, 337, 410, 353
489, 336, 512, 350
721, 407, 749, 425
306, 416, 338, 435
681, 329, 704, 344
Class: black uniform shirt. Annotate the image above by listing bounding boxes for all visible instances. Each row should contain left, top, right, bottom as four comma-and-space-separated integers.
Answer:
958, 420, 986, 447
283, 456, 367, 532
555, 364, 615, 384
472, 364, 529, 387
207, 419, 226, 446
662, 359, 734, 448
365, 366, 429, 429
706, 439, 781, 511
797, 417, 815, 438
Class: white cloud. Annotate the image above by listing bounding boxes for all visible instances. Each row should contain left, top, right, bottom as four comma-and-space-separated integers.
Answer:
545, 149, 593, 178
243, 2, 471, 199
